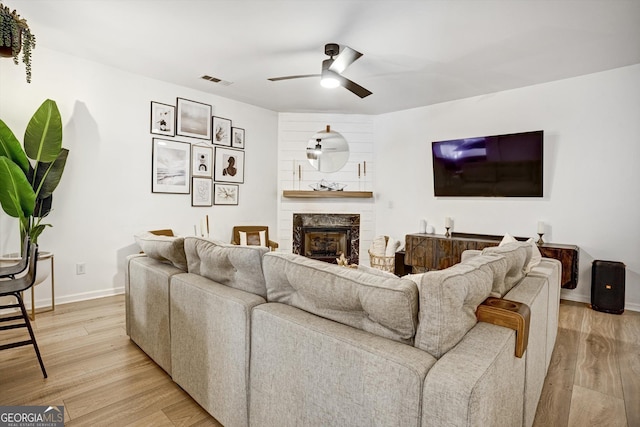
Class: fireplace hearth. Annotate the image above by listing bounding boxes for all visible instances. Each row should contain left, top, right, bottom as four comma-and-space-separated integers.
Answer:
293, 214, 360, 265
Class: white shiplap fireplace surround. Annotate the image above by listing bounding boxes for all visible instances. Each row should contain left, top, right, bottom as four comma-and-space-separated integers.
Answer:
277, 113, 376, 265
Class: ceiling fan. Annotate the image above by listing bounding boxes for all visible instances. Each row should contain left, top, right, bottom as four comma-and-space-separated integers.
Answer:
268, 43, 372, 98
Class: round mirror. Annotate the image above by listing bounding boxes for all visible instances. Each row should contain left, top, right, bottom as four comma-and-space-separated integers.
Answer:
306, 126, 349, 173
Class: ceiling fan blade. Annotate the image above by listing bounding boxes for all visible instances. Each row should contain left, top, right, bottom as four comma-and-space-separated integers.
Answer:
336, 75, 372, 98
329, 46, 363, 74
268, 74, 319, 82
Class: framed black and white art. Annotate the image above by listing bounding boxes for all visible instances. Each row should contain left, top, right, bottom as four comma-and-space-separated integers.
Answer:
191, 144, 213, 178
150, 101, 175, 136
192, 177, 213, 206
152, 138, 190, 194
214, 183, 239, 205
212, 116, 232, 146
231, 127, 245, 149
214, 147, 245, 183
176, 98, 212, 140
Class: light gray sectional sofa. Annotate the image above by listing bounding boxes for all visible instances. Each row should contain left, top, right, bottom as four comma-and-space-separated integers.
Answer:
126, 234, 560, 427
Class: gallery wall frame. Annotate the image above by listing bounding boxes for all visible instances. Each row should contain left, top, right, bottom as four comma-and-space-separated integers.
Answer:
214, 183, 239, 205
231, 127, 245, 149
191, 144, 213, 178
212, 116, 232, 146
214, 146, 245, 183
150, 101, 175, 136
192, 177, 213, 206
176, 97, 212, 140
152, 138, 191, 194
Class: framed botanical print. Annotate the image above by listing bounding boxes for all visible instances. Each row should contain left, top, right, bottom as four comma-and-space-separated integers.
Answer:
192, 177, 213, 206
231, 127, 245, 149
176, 98, 212, 140
150, 101, 175, 136
152, 138, 190, 194
214, 147, 244, 183
214, 183, 239, 205
191, 144, 213, 178
212, 116, 232, 146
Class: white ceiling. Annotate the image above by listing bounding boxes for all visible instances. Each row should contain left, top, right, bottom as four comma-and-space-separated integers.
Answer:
8, 0, 640, 114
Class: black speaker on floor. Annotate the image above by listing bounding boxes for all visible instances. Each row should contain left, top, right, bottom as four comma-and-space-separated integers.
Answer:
591, 260, 625, 314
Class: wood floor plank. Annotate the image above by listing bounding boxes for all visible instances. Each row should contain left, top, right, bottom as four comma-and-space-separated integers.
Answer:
162, 398, 223, 427
567, 385, 626, 427
574, 308, 624, 398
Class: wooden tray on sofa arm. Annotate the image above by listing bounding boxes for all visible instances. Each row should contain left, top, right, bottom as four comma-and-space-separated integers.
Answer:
476, 297, 531, 358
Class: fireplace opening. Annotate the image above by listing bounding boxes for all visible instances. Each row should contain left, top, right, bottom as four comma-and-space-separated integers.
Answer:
293, 213, 360, 265
303, 228, 350, 263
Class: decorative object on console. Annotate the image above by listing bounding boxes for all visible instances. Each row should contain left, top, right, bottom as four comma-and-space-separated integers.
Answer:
231, 127, 245, 149
214, 146, 244, 183
213, 183, 239, 205
536, 221, 545, 245
419, 219, 427, 234
306, 125, 349, 173
0, 4, 36, 83
152, 138, 190, 194
444, 217, 453, 237
150, 101, 175, 136
212, 116, 232, 146
176, 98, 212, 140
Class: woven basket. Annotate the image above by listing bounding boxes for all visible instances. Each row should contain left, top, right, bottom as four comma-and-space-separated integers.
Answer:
369, 236, 395, 273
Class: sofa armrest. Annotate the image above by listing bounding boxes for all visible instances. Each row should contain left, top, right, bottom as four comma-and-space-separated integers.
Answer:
476, 297, 531, 358
422, 322, 525, 427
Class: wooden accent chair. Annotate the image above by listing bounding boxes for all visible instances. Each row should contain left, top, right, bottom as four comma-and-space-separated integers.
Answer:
231, 226, 278, 251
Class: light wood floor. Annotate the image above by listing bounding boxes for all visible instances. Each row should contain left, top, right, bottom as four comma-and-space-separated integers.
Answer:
1, 295, 638, 426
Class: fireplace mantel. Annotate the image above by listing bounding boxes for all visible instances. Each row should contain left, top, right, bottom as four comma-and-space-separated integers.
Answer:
283, 190, 373, 199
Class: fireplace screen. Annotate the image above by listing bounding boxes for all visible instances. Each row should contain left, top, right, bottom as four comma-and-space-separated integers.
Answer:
293, 213, 360, 265
304, 230, 348, 259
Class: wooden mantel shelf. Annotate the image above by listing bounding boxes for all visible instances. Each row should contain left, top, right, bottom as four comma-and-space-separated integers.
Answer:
283, 190, 374, 199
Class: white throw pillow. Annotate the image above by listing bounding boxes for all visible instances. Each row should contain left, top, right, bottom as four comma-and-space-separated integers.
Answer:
239, 230, 266, 246
525, 238, 542, 272
370, 235, 387, 256
384, 237, 401, 257
499, 233, 517, 246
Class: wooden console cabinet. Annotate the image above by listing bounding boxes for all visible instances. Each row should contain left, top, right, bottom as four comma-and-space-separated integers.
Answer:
404, 232, 579, 289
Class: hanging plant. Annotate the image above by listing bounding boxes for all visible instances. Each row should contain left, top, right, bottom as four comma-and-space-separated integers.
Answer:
0, 3, 36, 83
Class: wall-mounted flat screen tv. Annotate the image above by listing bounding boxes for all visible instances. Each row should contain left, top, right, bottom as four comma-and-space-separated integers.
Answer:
432, 130, 543, 197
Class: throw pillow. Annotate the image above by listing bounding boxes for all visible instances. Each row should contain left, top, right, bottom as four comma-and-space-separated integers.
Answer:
370, 235, 387, 256
239, 230, 266, 246
134, 231, 187, 271
384, 237, 401, 257
499, 233, 517, 246
525, 238, 542, 272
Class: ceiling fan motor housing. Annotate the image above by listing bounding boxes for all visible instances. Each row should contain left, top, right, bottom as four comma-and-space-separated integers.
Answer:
324, 43, 340, 57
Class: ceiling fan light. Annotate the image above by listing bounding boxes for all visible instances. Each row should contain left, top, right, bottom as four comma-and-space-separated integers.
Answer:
321, 69, 340, 89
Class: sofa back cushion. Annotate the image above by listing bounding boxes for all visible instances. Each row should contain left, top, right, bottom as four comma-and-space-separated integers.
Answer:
481, 241, 532, 296
414, 263, 492, 358
184, 237, 268, 298
134, 231, 187, 271
461, 253, 509, 297
262, 252, 418, 343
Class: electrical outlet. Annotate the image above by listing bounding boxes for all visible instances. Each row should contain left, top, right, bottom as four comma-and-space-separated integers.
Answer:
76, 263, 86, 275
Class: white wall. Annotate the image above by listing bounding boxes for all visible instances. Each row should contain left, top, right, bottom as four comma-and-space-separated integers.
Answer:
0, 46, 278, 307
373, 64, 640, 311
277, 113, 378, 263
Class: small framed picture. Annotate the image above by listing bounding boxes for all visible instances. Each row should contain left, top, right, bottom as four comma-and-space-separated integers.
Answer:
192, 177, 213, 206
176, 98, 212, 140
212, 116, 232, 146
150, 102, 175, 136
152, 138, 190, 194
214, 183, 239, 205
191, 144, 213, 178
231, 127, 245, 149
214, 147, 244, 183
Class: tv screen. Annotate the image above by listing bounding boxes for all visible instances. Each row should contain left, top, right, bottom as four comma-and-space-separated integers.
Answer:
432, 130, 543, 197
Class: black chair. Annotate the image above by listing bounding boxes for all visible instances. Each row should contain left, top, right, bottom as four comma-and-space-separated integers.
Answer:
0, 236, 30, 279
0, 243, 47, 378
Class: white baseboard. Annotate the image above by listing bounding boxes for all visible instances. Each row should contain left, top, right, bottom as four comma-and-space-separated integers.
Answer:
24, 287, 125, 310
560, 293, 639, 313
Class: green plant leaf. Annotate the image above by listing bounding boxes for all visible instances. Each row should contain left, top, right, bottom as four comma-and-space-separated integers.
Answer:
24, 99, 62, 163
32, 148, 68, 199
0, 156, 35, 218
0, 119, 30, 173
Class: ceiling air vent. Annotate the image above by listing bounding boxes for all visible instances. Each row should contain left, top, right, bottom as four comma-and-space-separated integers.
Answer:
201, 75, 233, 86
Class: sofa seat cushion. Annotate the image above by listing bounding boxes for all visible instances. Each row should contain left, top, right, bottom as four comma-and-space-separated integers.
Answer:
184, 237, 269, 298
481, 241, 532, 296
262, 252, 419, 343
414, 263, 493, 359
134, 231, 187, 271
